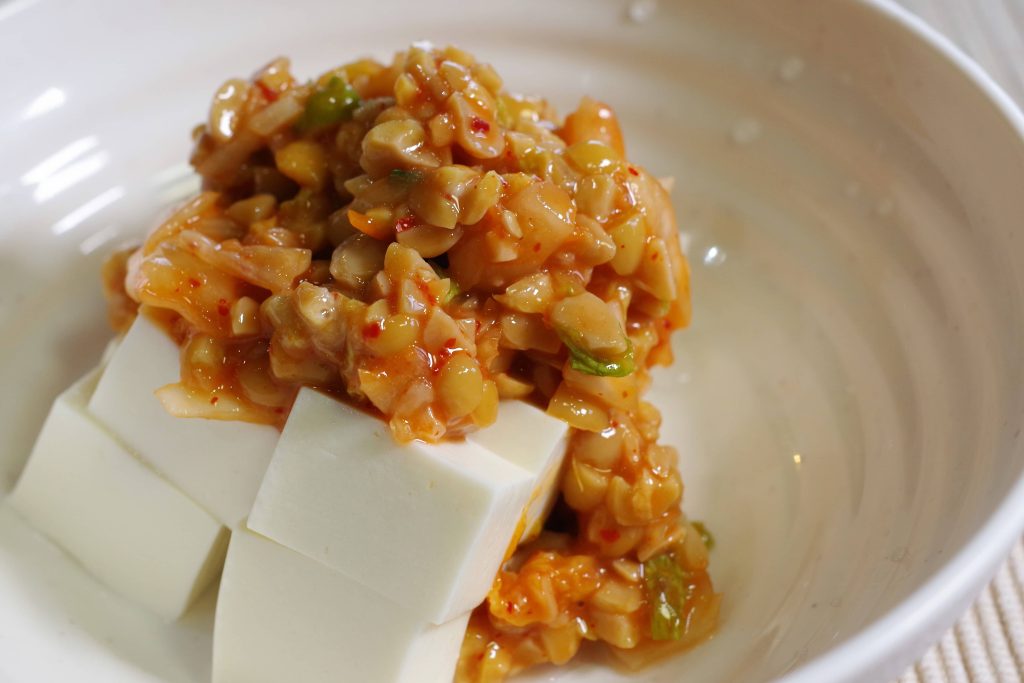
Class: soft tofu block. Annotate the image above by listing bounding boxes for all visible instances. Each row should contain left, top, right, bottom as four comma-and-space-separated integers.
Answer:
88, 315, 278, 527
467, 400, 569, 543
213, 528, 469, 683
248, 388, 535, 624
10, 368, 228, 620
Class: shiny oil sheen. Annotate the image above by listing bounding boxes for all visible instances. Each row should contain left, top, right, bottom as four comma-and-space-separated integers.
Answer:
1, 1, 1023, 682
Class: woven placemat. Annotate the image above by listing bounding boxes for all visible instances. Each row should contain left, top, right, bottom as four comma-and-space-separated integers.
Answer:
897, 541, 1024, 682
893, 2, 1023, 681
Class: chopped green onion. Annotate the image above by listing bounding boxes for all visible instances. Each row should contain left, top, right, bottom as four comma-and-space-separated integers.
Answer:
297, 76, 360, 132
427, 261, 460, 304
643, 554, 692, 641
556, 331, 635, 378
691, 521, 715, 551
389, 168, 424, 186
444, 279, 461, 304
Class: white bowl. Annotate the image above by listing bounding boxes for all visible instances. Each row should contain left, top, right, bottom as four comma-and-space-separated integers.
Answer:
1, 1, 1023, 681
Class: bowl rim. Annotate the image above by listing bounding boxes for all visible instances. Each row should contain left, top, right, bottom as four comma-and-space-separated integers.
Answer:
777, 1, 1024, 681
2, 1, 1023, 681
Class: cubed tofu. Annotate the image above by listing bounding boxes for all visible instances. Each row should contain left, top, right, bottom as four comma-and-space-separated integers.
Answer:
467, 400, 569, 543
248, 388, 536, 624
9, 367, 228, 620
88, 315, 279, 527
213, 528, 469, 683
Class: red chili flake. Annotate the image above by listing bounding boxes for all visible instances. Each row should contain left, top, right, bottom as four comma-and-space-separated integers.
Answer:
506, 601, 516, 613
415, 279, 436, 305
628, 166, 639, 176
394, 215, 417, 233
434, 338, 459, 365
256, 81, 279, 101
188, 278, 201, 289
274, 407, 285, 415
600, 528, 621, 543
470, 117, 490, 133
651, 252, 659, 261
663, 320, 672, 329
217, 299, 230, 316
363, 321, 383, 339
210, 396, 219, 405
532, 243, 541, 253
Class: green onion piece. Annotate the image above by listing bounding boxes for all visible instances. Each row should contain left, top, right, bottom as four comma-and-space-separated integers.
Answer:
297, 76, 360, 132
427, 261, 460, 304
444, 279, 461, 304
556, 330, 635, 378
643, 554, 691, 641
691, 520, 715, 551
389, 168, 424, 186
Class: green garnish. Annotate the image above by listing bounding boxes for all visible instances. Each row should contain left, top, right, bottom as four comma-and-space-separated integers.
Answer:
557, 331, 635, 378
643, 554, 692, 641
297, 76, 360, 132
444, 279, 461, 304
389, 169, 424, 186
691, 521, 715, 551
427, 261, 460, 304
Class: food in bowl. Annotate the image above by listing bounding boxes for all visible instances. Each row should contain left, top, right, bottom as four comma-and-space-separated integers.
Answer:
11, 43, 718, 681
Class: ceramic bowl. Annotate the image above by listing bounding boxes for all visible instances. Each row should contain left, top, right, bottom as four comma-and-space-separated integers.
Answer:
1, 0, 1023, 681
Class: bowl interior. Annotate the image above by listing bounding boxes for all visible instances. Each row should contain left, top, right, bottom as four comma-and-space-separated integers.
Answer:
2, 1, 1024, 682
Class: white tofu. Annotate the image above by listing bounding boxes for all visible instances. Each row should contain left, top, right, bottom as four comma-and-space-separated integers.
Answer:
213, 528, 468, 683
88, 315, 279, 527
248, 388, 535, 624
9, 368, 228, 620
467, 400, 569, 544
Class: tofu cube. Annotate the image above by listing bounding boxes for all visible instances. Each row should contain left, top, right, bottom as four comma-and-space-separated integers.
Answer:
9, 368, 228, 620
213, 528, 469, 683
88, 315, 279, 527
248, 388, 536, 624
467, 400, 569, 544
